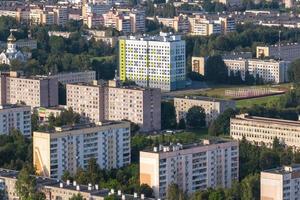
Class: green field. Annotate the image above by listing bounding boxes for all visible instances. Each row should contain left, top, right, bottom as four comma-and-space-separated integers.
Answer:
236, 94, 283, 108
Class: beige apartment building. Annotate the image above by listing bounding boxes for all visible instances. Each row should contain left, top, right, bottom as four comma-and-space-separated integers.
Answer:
0, 71, 58, 108
224, 58, 290, 83
33, 121, 131, 179
157, 15, 190, 33
261, 165, 300, 200
0, 168, 154, 200
174, 96, 236, 125
230, 114, 300, 149
140, 139, 239, 199
67, 80, 161, 132
192, 57, 205, 76
256, 43, 300, 62
0, 104, 31, 137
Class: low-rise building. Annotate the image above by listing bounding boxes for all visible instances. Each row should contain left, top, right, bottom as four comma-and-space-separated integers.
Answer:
0, 104, 31, 137
224, 58, 290, 83
36, 106, 66, 122
33, 121, 131, 179
261, 165, 300, 200
174, 96, 236, 125
230, 113, 300, 149
49, 71, 96, 85
140, 139, 239, 199
192, 57, 205, 76
0, 168, 154, 200
256, 43, 300, 62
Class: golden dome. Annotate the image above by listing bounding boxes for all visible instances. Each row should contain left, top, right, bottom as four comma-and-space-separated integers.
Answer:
7, 33, 16, 42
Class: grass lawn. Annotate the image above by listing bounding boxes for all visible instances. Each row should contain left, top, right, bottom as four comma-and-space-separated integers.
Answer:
236, 94, 283, 108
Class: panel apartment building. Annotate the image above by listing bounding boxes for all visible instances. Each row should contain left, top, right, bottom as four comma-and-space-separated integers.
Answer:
49, 71, 96, 85
224, 58, 290, 83
140, 140, 239, 199
66, 80, 161, 132
0, 71, 58, 108
256, 43, 300, 62
0, 168, 154, 200
119, 32, 186, 91
261, 165, 300, 200
174, 96, 236, 125
33, 121, 131, 179
0, 104, 31, 137
230, 114, 300, 149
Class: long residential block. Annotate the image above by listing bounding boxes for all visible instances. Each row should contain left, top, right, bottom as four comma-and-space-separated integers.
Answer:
33, 121, 131, 179
174, 96, 236, 125
140, 139, 239, 199
230, 113, 300, 149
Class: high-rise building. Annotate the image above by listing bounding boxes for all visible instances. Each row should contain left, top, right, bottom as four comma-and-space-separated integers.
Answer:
140, 139, 239, 199
230, 113, 300, 149
33, 121, 131, 179
261, 165, 300, 200
119, 32, 186, 91
0, 71, 58, 108
0, 104, 31, 137
66, 80, 161, 132
174, 96, 236, 125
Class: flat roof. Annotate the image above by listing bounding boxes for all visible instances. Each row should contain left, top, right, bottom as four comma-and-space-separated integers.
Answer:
233, 114, 300, 126
262, 164, 300, 175
0, 104, 30, 110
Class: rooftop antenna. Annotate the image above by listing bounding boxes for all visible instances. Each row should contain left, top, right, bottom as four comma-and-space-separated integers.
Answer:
278, 30, 281, 60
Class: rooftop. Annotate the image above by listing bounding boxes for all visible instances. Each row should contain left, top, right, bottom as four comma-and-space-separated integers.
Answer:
233, 113, 300, 126
175, 95, 233, 103
120, 32, 182, 42
0, 104, 30, 110
262, 164, 300, 175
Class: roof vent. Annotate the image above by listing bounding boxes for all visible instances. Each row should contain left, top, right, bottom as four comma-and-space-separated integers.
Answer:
59, 183, 63, 188
118, 190, 122, 195
141, 194, 145, 199
122, 195, 126, 200
73, 181, 77, 186
134, 192, 138, 198
76, 185, 80, 191
95, 184, 99, 190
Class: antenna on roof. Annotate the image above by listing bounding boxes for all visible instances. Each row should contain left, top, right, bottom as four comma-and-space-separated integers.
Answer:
278, 30, 281, 60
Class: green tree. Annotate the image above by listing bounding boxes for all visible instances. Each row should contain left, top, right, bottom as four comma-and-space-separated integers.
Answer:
178, 118, 186, 129
240, 174, 260, 200
49, 36, 65, 53
186, 106, 206, 129
205, 55, 228, 83
208, 108, 237, 136
161, 101, 177, 129
166, 183, 186, 200
138, 184, 154, 198
288, 58, 300, 83
70, 193, 84, 200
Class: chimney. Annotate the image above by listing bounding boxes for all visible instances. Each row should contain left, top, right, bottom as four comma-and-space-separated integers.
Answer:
76, 185, 80, 191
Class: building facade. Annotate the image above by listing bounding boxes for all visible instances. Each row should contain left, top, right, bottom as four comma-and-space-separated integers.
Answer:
119, 32, 186, 91
174, 96, 236, 125
33, 121, 131, 179
140, 140, 239, 199
256, 43, 300, 62
192, 57, 205, 76
0, 104, 31, 137
230, 114, 300, 149
49, 71, 96, 85
224, 58, 290, 83
261, 165, 300, 200
66, 80, 161, 132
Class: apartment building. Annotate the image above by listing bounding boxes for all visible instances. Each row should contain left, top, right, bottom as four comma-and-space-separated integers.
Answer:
261, 165, 300, 200
129, 8, 146, 33
0, 104, 31, 137
219, 16, 236, 33
33, 121, 131, 179
189, 17, 221, 36
192, 57, 205, 76
140, 139, 239, 199
174, 96, 236, 125
49, 71, 96, 85
119, 32, 186, 91
0, 71, 58, 108
157, 15, 190, 33
256, 43, 300, 62
224, 58, 290, 83
36, 106, 66, 122
0, 168, 154, 200
67, 80, 161, 132
67, 82, 104, 122
230, 114, 300, 149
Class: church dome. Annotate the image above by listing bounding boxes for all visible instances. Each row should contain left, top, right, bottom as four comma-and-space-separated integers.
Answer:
7, 33, 16, 43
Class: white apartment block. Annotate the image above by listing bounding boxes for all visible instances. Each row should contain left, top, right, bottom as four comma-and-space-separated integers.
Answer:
256, 43, 300, 62
67, 80, 161, 132
49, 71, 96, 85
140, 140, 239, 199
174, 96, 236, 126
230, 114, 300, 149
119, 32, 186, 91
261, 165, 300, 200
224, 58, 290, 83
0, 72, 58, 108
33, 121, 131, 179
0, 104, 31, 137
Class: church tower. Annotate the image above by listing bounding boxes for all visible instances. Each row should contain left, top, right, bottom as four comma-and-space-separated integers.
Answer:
6, 32, 17, 54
